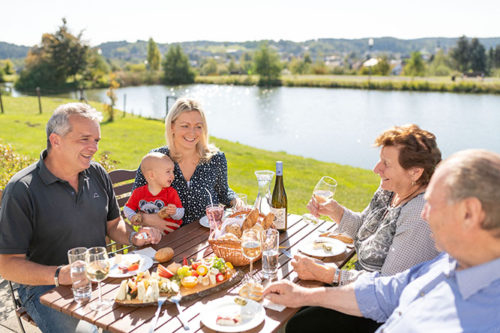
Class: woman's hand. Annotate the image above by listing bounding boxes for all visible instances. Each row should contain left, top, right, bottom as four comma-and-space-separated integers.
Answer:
291, 254, 336, 284
307, 197, 345, 223
140, 213, 171, 234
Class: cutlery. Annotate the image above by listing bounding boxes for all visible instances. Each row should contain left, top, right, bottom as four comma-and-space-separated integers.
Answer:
170, 294, 190, 331
281, 249, 293, 259
149, 295, 167, 333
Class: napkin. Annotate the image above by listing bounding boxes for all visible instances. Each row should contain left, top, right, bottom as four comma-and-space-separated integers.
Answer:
263, 298, 286, 312
132, 247, 157, 259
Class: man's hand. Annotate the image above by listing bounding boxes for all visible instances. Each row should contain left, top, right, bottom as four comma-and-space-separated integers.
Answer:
291, 254, 336, 284
132, 227, 162, 246
263, 279, 310, 308
141, 213, 173, 234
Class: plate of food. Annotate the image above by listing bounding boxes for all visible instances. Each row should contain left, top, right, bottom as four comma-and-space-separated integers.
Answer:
201, 296, 265, 332
199, 216, 210, 228
108, 253, 153, 278
299, 237, 347, 257
114, 256, 244, 306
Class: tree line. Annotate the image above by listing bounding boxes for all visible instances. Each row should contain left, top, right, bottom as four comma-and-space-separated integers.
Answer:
7, 20, 500, 92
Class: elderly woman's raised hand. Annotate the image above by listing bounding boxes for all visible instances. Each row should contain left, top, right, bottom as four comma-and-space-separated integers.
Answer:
291, 254, 337, 284
307, 197, 345, 223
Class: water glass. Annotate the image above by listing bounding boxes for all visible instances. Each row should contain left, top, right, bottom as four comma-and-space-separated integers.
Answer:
206, 204, 224, 237
235, 193, 248, 211
67, 247, 92, 304
261, 229, 280, 279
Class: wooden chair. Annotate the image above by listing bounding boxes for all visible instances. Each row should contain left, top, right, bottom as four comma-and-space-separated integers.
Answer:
8, 169, 138, 332
107, 169, 137, 255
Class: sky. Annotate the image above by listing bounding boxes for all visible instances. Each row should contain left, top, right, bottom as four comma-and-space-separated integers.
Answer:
2, 0, 500, 47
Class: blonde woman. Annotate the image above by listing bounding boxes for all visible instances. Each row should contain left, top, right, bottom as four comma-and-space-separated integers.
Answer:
133, 98, 237, 232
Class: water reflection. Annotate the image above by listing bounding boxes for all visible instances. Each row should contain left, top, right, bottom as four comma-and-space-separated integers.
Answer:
11, 84, 500, 169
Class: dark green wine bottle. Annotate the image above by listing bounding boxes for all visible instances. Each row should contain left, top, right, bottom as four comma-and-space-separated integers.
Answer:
271, 161, 287, 231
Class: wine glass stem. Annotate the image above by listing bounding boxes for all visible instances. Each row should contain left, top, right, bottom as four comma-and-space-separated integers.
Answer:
249, 260, 253, 281
98, 281, 102, 303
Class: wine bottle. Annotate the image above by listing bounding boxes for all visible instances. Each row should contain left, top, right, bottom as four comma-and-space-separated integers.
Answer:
271, 161, 288, 231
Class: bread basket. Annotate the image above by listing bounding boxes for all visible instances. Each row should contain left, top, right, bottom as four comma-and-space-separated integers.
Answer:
208, 209, 271, 267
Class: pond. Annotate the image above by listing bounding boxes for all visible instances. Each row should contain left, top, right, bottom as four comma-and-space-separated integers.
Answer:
12, 84, 500, 170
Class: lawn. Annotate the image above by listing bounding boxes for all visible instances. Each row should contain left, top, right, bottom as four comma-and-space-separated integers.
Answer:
0, 95, 380, 214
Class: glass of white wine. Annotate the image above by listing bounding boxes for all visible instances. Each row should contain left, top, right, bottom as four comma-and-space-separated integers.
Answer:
85, 247, 112, 311
303, 176, 337, 224
241, 229, 262, 284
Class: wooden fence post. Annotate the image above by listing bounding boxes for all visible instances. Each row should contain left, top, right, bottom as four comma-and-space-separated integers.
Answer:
122, 93, 127, 117
0, 90, 4, 114
36, 87, 42, 114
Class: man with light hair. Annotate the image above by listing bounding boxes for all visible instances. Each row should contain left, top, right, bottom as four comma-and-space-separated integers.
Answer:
264, 149, 500, 332
0, 103, 162, 332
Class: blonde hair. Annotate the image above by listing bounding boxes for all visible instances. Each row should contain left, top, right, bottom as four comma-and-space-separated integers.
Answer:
164, 98, 218, 163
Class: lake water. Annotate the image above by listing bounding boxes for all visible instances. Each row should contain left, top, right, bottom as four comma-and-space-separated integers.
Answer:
12, 84, 500, 170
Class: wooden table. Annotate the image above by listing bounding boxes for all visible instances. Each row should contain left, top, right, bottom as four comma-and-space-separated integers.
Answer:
40, 214, 355, 332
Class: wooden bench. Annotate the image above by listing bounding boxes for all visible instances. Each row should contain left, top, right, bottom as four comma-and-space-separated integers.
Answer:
9, 169, 137, 332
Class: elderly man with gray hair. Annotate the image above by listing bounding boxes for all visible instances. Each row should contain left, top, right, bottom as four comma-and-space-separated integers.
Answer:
264, 149, 500, 332
0, 103, 162, 332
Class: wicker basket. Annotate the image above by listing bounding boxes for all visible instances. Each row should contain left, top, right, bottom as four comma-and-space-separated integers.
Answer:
208, 209, 266, 267
208, 238, 262, 267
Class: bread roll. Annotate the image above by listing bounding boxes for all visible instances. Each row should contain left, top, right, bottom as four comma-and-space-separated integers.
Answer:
154, 247, 174, 262
225, 223, 242, 238
320, 232, 354, 244
261, 212, 275, 229
242, 208, 259, 230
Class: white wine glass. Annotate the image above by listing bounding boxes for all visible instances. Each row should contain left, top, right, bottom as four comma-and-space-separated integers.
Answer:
85, 247, 112, 311
303, 176, 337, 224
241, 229, 262, 284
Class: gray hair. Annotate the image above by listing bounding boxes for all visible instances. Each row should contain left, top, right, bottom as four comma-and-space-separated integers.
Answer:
46, 103, 103, 150
442, 149, 500, 233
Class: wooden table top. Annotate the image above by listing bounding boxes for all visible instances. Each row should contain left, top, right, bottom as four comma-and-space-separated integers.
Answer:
40, 214, 355, 332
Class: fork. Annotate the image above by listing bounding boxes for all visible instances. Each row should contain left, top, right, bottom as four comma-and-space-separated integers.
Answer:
170, 294, 190, 331
149, 295, 167, 333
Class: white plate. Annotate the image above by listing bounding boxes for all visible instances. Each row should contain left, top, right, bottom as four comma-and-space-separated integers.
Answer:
108, 253, 153, 278
199, 216, 210, 228
299, 237, 346, 257
201, 296, 265, 332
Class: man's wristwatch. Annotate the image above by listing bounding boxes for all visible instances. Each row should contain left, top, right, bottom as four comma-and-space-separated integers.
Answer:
129, 231, 138, 245
54, 265, 63, 287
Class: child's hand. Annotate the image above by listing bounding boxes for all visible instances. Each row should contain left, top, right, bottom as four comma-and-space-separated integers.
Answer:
158, 204, 177, 219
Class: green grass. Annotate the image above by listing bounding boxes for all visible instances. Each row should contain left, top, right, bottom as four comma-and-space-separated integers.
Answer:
0, 95, 379, 214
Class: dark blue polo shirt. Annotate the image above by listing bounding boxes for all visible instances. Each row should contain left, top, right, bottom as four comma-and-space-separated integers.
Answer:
0, 150, 120, 266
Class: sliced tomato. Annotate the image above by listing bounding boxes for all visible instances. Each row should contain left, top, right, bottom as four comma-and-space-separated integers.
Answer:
127, 263, 139, 271
216, 273, 225, 283
191, 270, 199, 277
191, 261, 200, 270
183, 257, 188, 266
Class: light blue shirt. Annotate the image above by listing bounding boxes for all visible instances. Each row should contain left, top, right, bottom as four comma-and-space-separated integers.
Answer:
355, 252, 500, 332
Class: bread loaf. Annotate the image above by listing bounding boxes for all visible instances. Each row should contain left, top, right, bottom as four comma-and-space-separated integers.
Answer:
154, 247, 174, 262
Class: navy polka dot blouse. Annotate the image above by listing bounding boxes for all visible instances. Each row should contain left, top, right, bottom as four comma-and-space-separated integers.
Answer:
133, 146, 236, 225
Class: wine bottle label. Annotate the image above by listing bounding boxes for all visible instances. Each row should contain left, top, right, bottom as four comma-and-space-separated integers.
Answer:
271, 207, 286, 229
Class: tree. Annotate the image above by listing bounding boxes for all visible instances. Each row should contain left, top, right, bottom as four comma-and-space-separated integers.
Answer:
450, 36, 470, 73
494, 45, 500, 68
253, 43, 282, 85
403, 51, 426, 77
83, 49, 110, 84
2, 59, 14, 75
147, 38, 161, 71
428, 49, 453, 76
200, 58, 218, 75
240, 52, 253, 75
162, 44, 195, 84
469, 38, 487, 73
15, 18, 89, 90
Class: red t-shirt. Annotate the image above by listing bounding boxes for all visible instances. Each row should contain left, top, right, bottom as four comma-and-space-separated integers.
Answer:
125, 185, 183, 233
